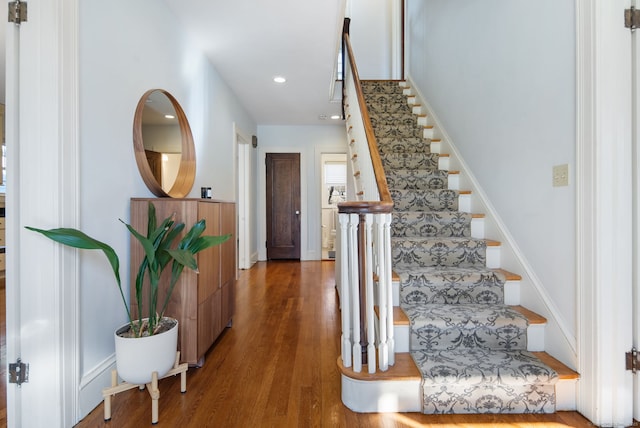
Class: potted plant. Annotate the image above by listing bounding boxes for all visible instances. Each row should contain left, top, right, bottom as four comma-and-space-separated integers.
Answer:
26, 201, 230, 384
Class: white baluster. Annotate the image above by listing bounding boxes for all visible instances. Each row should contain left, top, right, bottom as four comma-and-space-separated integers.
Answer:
383, 213, 395, 365
349, 213, 362, 372
338, 213, 351, 368
375, 214, 389, 371
364, 214, 376, 373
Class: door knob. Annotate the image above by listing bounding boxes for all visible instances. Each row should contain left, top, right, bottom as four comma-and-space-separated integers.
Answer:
295, 210, 300, 215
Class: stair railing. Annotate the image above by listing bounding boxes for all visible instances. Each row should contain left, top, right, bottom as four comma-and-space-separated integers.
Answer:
336, 18, 395, 374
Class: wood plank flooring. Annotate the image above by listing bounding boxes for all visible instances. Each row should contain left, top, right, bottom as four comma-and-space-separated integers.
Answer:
75, 261, 596, 427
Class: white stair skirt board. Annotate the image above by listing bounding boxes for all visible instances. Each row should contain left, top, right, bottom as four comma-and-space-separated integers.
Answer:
341, 376, 422, 413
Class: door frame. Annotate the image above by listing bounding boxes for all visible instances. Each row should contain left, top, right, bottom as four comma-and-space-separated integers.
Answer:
257, 147, 305, 261
6, 0, 81, 425
234, 123, 253, 270
265, 152, 301, 259
576, 0, 634, 425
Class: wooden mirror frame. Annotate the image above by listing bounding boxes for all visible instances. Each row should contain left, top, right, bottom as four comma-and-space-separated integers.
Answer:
133, 89, 196, 198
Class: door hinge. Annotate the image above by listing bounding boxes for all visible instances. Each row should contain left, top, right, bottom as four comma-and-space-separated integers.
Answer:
625, 6, 640, 31
8, 0, 27, 25
9, 358, 29, 386
626, 347, 639, 373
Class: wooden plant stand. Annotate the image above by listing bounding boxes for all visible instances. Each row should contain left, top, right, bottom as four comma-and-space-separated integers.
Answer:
102, 352, 188, 424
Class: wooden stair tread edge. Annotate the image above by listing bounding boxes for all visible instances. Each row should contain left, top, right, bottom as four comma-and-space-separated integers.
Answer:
337, 353, 421, 382
374, 306, 409, 325
532, 352, 580, 380
472, 213, 485, 218
493, 268, 522, 281
510, 305, 547, 324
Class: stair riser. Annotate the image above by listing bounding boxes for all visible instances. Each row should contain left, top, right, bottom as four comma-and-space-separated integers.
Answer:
390, 277, 519, 306
391, 189, 460, 212
387, 172, 448, 191
392, 212, 472, 238
341, 376, 422, 413
340, 372, 576, 412
381, 153, 439, 170
392, 238, 487, 269
393, 323, 544, 353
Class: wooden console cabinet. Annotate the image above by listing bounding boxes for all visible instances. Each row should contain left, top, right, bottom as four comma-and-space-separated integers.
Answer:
130, 198, 236, 366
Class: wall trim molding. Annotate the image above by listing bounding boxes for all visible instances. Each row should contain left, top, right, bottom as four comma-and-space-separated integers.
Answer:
575, 0, 634, 425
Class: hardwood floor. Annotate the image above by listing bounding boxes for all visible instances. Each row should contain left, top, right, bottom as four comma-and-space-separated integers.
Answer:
76, 261, 596, 427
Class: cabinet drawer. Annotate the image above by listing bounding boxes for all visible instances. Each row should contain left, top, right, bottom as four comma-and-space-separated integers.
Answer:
0, 217, 5, 229
0, 254, 5, 270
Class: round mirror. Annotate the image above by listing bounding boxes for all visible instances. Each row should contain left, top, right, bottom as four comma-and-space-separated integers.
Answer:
133, 89, 196, 198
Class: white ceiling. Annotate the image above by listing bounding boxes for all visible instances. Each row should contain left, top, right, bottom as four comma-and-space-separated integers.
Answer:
163, 0, 347, 126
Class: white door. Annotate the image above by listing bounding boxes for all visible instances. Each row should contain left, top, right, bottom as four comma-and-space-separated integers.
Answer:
5, 1, 80, 426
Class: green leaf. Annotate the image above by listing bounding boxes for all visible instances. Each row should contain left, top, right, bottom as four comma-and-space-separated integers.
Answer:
166, 248, 198, 271
25, 226, 121, 287
190, 234, 231, 254
121, 220, 157, 266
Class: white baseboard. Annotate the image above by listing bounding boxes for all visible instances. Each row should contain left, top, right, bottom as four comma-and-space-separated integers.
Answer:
78, 354, 116, 420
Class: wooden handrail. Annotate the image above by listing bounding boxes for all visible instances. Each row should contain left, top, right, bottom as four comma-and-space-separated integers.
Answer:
339, 30, 393, 215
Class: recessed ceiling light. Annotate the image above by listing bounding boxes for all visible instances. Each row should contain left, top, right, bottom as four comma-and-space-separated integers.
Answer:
164, 114, 175, 119
273, 76, 286, 84
330, 115, 342, 120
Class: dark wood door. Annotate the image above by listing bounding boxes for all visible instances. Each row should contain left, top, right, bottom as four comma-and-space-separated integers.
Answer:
266, 153, 301, 259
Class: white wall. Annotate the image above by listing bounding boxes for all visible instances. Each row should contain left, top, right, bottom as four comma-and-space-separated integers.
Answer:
347, 0, 394, 79
406, 0, 576, 347
256, 125, 347, 261
78, 0, 256, 415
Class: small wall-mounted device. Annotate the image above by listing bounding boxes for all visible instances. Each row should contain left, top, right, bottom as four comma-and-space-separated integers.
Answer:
252, 135, 258, 148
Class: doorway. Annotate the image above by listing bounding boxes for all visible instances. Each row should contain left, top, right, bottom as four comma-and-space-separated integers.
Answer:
266, 153, 301, 259
320, 154, 346, 260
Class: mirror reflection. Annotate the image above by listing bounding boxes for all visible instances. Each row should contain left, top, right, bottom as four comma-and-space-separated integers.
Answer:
133, 89, 196, 198
141, 91, 182, 191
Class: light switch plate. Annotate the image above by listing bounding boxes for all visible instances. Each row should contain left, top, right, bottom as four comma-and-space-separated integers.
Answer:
553, 164, 569, 187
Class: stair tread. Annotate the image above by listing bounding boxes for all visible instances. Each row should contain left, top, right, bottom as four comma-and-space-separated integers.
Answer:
493, 268, 521, 281
391, 305, 543, 326
531, 352, 580, 380
511, 305, 547, 324
391, 268, 522, 282
337, 353, 421, 382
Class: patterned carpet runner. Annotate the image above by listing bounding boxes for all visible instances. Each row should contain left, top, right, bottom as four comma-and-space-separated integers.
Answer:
361, 80, 558, 414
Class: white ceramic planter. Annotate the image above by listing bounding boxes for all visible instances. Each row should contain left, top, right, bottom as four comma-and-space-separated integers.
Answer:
114, 317, 178, 385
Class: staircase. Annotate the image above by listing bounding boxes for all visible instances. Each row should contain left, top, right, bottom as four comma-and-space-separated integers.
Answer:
339, 80, 578, 414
